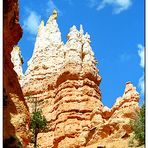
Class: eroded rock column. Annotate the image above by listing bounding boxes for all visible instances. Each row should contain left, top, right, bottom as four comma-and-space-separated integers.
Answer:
22, 10, 140, 148
22, 11, 103, 148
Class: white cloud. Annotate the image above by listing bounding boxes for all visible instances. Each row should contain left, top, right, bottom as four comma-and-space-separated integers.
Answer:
23, 10, 41, 35
138, 74, 144, 95
89, 0, 132, 14
138, 44, 144, 68
46, 0, 61, 15
137, 44, 145, 96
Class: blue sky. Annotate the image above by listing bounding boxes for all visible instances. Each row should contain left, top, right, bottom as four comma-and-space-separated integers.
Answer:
18, 0, 145, 108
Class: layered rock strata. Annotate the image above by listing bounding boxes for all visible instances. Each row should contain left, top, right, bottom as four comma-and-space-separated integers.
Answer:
22, 10, 103, 148
4, 0, 30, 146
20, 11, 140, 147
86, 82, 140, 145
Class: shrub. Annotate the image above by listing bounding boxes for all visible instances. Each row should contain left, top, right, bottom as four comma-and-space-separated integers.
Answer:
130, 104, 145, 145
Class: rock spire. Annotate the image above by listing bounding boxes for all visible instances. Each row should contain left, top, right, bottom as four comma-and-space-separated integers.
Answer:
11, 46, 24, 86
19, 11, 140, 147
25, 10, 63, 76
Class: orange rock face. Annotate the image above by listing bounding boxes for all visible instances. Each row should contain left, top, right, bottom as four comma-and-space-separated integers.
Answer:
19, 11, 140, 147
87, 82, 140, 145
3, 0, 30, 146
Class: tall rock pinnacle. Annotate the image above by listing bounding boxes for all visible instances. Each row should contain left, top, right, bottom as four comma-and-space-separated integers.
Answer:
25, 10, 63, 76
21, 11, 140, 148
22, 11, 103, 147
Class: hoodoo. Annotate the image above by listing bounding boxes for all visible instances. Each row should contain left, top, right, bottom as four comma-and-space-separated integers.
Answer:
11, 11, 140, 148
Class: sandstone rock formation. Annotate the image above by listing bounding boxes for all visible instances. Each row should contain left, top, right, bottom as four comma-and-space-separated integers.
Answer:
16, 11, 140, 148
22, 10, 103, 148
3, 0, 30, 146
86, 82, 140, 145
11, 46, 24, 86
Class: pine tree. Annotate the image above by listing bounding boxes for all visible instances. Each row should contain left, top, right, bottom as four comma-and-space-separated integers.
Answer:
30, 97, 47, 148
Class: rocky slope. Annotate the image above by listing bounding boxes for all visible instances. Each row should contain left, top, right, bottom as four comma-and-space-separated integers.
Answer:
3, 0, 30, 146
12, 11, 140, 147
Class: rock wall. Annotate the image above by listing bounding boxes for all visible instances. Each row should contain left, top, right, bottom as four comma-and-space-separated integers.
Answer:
3, 0, 30, 146
19, 11, 140, 147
